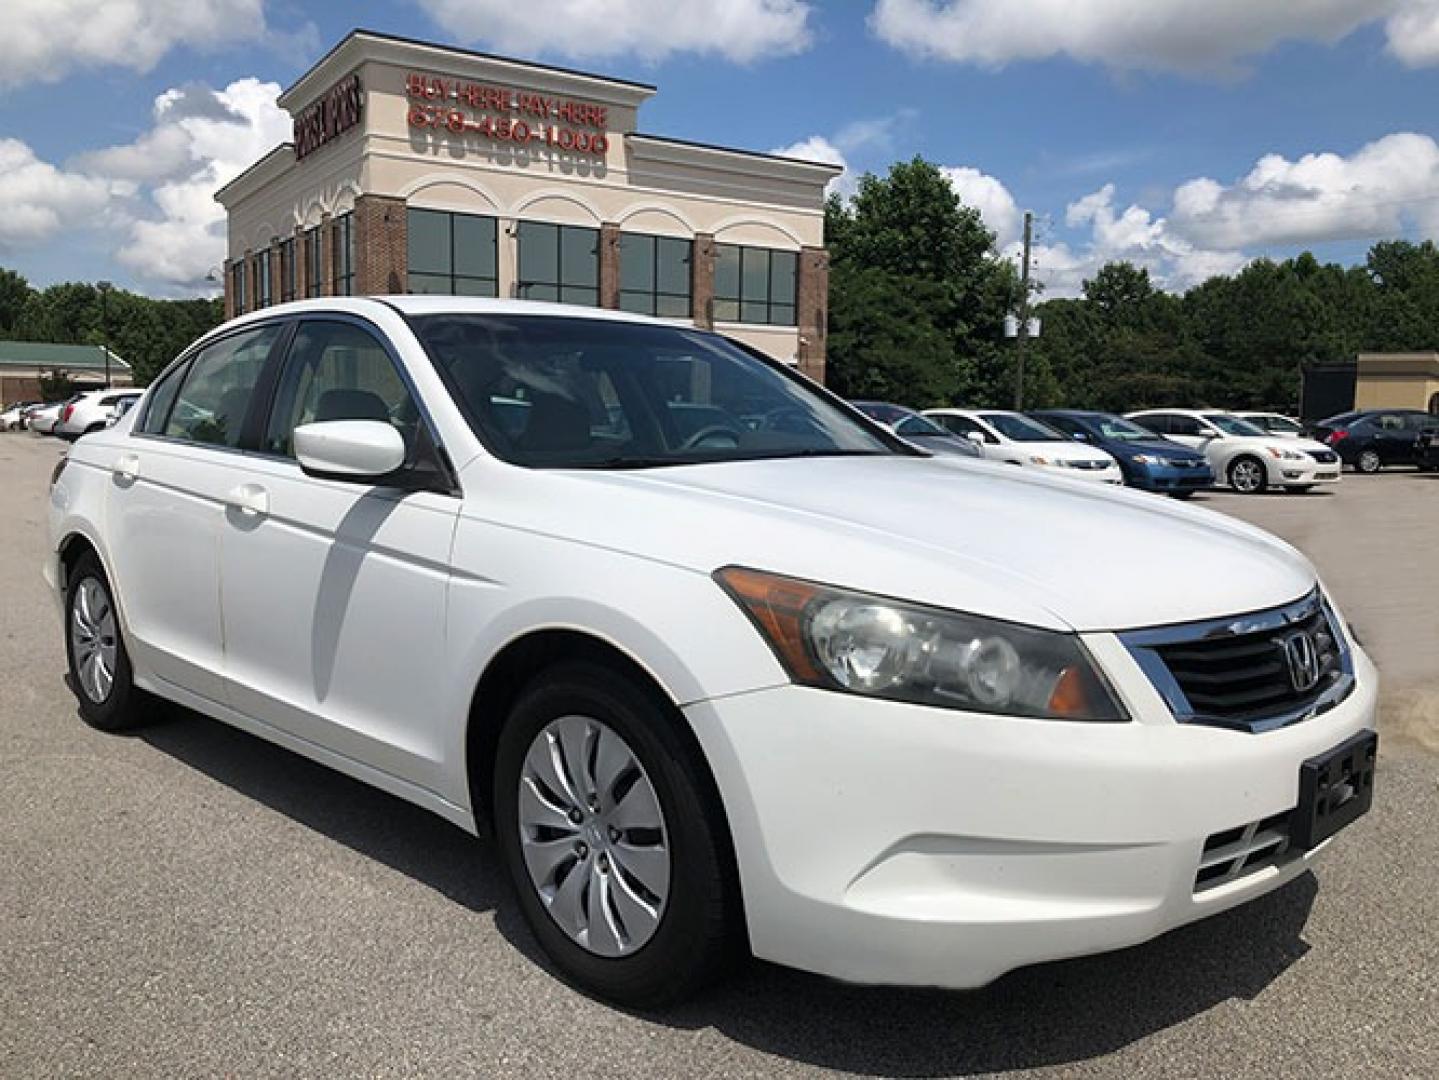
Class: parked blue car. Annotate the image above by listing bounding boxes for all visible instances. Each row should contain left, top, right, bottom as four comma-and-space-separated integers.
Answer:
1030, 410, 1215, 498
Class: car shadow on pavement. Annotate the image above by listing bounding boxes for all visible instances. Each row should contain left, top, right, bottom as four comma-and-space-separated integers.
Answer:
138, 703, 1318, 1077
657, 873, 1316, 1076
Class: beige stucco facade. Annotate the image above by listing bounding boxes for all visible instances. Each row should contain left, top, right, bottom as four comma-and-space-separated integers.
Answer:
1354, 353, 1439, 413
216, 30, 838, 377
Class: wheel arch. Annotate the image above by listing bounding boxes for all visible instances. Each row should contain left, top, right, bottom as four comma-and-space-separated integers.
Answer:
463, 628, 731, 842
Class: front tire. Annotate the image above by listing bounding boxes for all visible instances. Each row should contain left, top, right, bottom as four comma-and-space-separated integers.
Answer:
1227, 455, 1268, 494
64, 551, 151, 731
1356, 448, 1382, 474
493, 662, 741, 1006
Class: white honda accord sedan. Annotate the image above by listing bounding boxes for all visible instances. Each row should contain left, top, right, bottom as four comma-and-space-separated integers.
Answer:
47, 297, 1377, 1005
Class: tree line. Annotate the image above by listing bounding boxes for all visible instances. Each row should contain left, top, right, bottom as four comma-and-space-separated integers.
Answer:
826, 158, 1439, 413
0, 267, 222, 391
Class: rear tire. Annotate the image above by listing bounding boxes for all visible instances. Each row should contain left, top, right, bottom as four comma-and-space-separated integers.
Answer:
493, 661, 741, 1006
1356, 449, 1382, 474
63, 551, 153, 732
1227, 455, 1268, 494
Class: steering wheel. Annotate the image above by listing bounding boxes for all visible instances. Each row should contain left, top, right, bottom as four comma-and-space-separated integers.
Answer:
757, 406, 818, 435
679, 424, 742, 451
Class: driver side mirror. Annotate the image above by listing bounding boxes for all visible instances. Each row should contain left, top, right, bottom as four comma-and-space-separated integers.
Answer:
294, 420, 407, 483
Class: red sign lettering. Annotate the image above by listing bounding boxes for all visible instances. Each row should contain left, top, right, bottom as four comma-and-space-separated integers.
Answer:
404, 70, 609, 157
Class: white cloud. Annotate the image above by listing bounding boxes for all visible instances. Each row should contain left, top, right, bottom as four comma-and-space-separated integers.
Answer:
416, 0, 812, 63
0, 140, 129, 253
1170, 133, 1439, 248
941, 166, 1022, 248
770, 135, 850, 195
5, 0, 266, 86
78, 79, 291, 289
771, 116, 906, 196
870, 0, 1439, 74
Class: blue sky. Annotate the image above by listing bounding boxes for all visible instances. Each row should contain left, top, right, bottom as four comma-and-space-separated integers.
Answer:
6, 1, 1439, 298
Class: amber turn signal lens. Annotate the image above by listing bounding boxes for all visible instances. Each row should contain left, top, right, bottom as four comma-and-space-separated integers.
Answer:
1048, 665, 1099, 719
714, 566, 823, 682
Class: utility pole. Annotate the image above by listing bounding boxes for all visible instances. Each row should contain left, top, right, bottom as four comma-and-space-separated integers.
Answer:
97, 280, 113, 388
1013, 211, 1033, 410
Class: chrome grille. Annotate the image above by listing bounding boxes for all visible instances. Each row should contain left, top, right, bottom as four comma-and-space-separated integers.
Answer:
1120, 592, 1355, 733
1305, 449, 1339, 464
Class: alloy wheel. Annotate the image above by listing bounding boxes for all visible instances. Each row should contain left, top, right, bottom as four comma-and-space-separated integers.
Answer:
517, 715, 670, 957
1230, 459, 1264, 493
70, 576, 118, 703
1357, 449, 1381, 473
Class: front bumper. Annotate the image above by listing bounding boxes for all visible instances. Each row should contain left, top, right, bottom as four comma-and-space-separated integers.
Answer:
1131, 463, 1214, 493
1268, 457, 1340, 487
685, 639, 1377, 989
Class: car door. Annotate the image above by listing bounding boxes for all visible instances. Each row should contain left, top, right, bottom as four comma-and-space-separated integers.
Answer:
1365, 413, 1406, 463
217, 317, 462, 794
107, 322, 286, 703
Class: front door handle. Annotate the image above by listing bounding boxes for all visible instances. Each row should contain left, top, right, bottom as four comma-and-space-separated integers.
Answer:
225, 483, 269, 517
112, 452, 140, 481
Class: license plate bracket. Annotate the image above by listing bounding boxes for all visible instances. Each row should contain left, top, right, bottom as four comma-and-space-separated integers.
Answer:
1292, 730, 1377, 850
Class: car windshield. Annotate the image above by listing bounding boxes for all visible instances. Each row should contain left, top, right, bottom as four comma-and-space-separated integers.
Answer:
411, 314, 899, 468
1204, 413, 1267, 436
893, 413, 951, 437
979, 412, 1065, 442
1258, 415, 1302, 433
1091, 415, 1161, 442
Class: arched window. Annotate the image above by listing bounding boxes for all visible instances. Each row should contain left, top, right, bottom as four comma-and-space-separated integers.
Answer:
1429, 390, 1439, 415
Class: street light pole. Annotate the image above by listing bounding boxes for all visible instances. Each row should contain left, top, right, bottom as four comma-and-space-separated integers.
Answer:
97, 281, 113, 388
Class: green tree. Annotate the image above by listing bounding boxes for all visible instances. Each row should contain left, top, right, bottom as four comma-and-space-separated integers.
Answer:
825, 157, 1018, 407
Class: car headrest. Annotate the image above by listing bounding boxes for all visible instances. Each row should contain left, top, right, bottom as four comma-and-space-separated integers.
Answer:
314, 388, 390, 423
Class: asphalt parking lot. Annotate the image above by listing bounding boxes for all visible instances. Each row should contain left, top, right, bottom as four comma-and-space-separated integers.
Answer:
2, 433, 1436, 1079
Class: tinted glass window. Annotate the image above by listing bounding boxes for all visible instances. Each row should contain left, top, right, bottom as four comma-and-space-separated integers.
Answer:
932, 412, 982, 437
139, 362, 189, 435
1204, 413, 1266, 436
518, 222, 598, 306
263, 321, 420, 459
714, 244, 797, 325
1040, 414, 1086, 437
408, 208, 499, 297
619, 233, 692, 318
980, 412, 1064, 441
1402, 412, 1435, 431
162, 326, 280, 447
412, 314, 893, 468
894, 414, 949, 437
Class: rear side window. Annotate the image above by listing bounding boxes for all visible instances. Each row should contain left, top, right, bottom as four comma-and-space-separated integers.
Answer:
262, 320, 420, 459
1169, 415, 1205, 436
161, 325, 280, 447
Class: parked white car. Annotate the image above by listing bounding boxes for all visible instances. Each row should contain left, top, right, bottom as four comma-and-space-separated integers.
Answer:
54, 389, 144, 441
924, 407, 1123, 483
1235, 411, 1306, 439
1127, 409, 1340, 495
48, 298, 1377, 1005
1, 401, 39, 430
27, 399, 72, 435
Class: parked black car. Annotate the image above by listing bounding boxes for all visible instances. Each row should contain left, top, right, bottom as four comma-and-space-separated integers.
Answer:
1309, 409, 1439, 472
1417, 426, 1439, 472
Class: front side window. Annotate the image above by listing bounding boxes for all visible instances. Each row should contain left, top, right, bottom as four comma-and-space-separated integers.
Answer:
407, 208, 499, 297
517, 222, 598, 306
160, 326, 280, 447
619, 233, 692, 318
138, 362, 189, 435
411, 314, 896, 469
332, 213, 355, 296
714, 244, 797, 326
305, 226, 322, 298
1041, 414, 1088, 438
932, 412, 986, 439
1096, 416, 1158, 441
894, 414, 950, 437
263, 320, 420, 459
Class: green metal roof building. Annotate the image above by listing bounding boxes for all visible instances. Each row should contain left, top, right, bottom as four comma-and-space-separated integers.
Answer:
0, 341, 132, 406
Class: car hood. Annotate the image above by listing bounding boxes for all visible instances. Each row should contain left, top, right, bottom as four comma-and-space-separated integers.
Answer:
1005, 440, 1116, 463
493, 455, 1315, 633
1108, 438, 1206, 461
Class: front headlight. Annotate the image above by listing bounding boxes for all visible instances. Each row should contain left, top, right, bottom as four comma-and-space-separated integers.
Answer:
715, 567, 1128, 721
1029, 455, 1050, 465
1131, 454, 1161, 465
1266, 446, 1304, 460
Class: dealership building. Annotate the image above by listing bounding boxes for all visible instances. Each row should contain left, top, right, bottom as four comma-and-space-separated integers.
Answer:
216, 29, 840, 380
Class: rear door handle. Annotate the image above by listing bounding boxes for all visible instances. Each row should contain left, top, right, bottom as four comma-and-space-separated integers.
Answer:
225, 483, 269, 517
112, 452, 140, 481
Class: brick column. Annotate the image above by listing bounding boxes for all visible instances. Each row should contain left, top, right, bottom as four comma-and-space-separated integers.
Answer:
242, 249, 254, 315
268, 241, 282, 308
797, 246, 829, 384
598, 222, 621, 309
222, 258, 235, 319
355, 194, 408, 295
691, 232, 716, 330
319, 213, 334, 296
